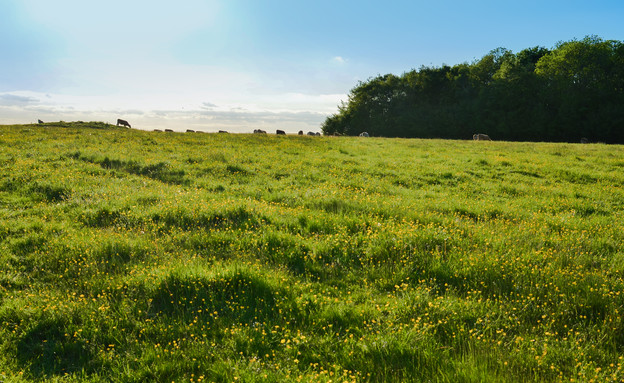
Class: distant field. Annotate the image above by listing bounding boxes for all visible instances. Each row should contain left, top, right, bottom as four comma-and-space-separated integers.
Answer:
1, 122, 623, 382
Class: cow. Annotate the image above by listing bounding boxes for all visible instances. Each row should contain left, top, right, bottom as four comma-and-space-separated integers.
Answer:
315, 132, 321, 136
117, 119, 131, 128
186, 129, 195, 133
165, 129, 174, 132
298, 130, 304, 135
218, 130, 229, 133
473, 133, 491, 141
307, 131, 316, 136
254, 129, 267, 134
359, 132, 369, 137
38, 119, 44, 124
276, 130, 286, 135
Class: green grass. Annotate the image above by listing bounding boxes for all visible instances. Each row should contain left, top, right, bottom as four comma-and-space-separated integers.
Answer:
1, 121, 624, 382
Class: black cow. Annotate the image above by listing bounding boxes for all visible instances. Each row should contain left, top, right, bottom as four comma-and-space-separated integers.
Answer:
117, 119, 131, 128
473, 133, 491, 141
276, 130, 286, 135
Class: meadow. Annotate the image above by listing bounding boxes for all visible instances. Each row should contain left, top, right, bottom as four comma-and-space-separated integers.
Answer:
1, 122, 623, 382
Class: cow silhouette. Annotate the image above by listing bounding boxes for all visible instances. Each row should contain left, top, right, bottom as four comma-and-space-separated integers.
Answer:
117, 119, 131, 128
276, 130, 286, 135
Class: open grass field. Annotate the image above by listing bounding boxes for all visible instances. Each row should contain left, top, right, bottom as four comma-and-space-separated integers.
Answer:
1, 122, 624, 382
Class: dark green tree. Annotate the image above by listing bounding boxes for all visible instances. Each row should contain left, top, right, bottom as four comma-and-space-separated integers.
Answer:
536, 36, 624, 142
321, 36, 624, 143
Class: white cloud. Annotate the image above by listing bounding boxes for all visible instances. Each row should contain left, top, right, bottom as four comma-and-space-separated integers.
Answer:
331, 56, 348, 65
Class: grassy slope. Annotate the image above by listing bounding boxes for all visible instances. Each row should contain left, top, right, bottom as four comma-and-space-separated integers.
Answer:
1, 122, 623, 382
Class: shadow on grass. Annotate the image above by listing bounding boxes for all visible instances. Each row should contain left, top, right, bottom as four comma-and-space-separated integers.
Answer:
67, 151, 189, 185
150, 269, 299, 326
16, 317, 97, 379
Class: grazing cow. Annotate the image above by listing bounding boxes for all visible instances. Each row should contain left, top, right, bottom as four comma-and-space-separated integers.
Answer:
307, 131, 316, 136
473, 133, 491, 141
298, 130, 304, 135
38, 119, 44, 124
165, 129, 174, 132
276, 130, 286, 135
315, 132, 321, 136
186, 129, 195, 133
218, 130, 228, 133
154, 129, 162, 132
359, 132, 369, 137
117, 119, 131, 128
254, 129, 267, 134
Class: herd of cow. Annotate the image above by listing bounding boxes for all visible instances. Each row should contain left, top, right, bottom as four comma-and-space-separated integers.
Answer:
37, 118, 495, 141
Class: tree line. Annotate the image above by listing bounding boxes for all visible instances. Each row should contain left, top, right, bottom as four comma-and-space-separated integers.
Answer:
321, 36, 624, 143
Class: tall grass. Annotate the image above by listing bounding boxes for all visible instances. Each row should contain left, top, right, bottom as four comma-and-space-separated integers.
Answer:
1, 122, 623, 382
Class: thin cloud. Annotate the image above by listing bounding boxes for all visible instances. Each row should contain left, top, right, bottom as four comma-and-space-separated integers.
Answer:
201, 102, 218, 109
0, 93, 39, 106
331, 56, 348, 65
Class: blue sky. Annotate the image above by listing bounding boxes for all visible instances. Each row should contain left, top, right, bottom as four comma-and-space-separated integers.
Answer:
1, 0, 623, 132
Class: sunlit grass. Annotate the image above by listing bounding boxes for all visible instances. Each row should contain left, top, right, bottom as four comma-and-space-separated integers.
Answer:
1, 122, 624, 382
